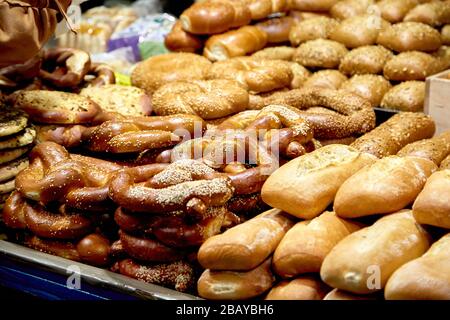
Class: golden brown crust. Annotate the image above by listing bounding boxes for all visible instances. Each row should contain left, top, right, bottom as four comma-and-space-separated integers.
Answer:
340, 74, 392, 107
380, 81, 425, 112
289, 62, 311, 88
151, 79, 248, 119
255, 16, 294, 44
397, 131, 450, 165
289, 0, 339, 12
403, 1, 450, 27
293, 39, 348, 68
330, 14, 391, 48
131, 53, 211, 95
330, 0, 375, 20
265, 276, 331, 300
376, 22, 442, 52
164, 20, 204, 53
440, 154, 450, 170
350, 112, 435, 158
251, 46, 295, 61
289, 16, 339, 46
339, 45, 393, 76
303, 70, 347, 90
442, 24, 450, 45
376, 0, 418, 23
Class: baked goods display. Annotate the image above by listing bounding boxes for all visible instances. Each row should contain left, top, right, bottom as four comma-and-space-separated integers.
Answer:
2, 0, 450, 301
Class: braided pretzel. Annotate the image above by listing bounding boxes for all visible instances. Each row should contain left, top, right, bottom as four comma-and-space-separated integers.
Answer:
15, 142, 126, 210
39, 48, 91, 88
40, 115, 206, 154
248, 87, 376, 139
117, 258, 195, 292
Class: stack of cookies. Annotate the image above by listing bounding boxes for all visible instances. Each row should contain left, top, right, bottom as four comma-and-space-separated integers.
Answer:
0, 106, 35, 211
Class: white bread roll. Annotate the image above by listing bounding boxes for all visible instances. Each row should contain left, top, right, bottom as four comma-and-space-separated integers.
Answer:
320, 210, 430, 294
334, 156, 437, 218
197, 209, 294, 271
273, 211, 362, 278
197, 258, 275, 300
265, 276, 331, 300
261, 144, 377, 219
385, 233, 450, 300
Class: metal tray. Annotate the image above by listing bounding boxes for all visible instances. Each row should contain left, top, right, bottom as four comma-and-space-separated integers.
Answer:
0, 240, 200, 300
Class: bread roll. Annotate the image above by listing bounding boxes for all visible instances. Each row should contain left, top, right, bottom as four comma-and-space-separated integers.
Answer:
261, 144, 377, 219
440, 154, 450, 170
289, 62, 311, 89
380, 81, 426, 112
375, 0, 418, 23
330, 15, 390, 49
340, 74, 392, 107
376, 22, 442, 52
251, 46, 295, 60
289, 16, 339, 46
265, 276, 330, 300
442, 24, 450, 45
397, 131, 450, 165
330, 0, 375, 20
131, 53, 211, 94
273, 211, 362, 278
404, 1, 450, 27
320, 210, 431, 294
164, 20, 204, 53
289, 10, 330, 22
323, 288, 380, 300
350, 112, 435, 158
197, 258, 275, 300
413, 155, 450, 229
180, 0, 251, 35
383, 51, 446, 81
334, 156, 437, 218
289, 0, 339, 12
339, 45, 393, 76
303, 70, 347, 90
197, 209, 294, 271
293, 39, 348, 69
255, 16, 294, 44
204, 26, 268, 61
385, 233, 450, 300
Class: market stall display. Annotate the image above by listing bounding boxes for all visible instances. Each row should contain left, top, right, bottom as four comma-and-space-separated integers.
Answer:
1, 0, 450, 301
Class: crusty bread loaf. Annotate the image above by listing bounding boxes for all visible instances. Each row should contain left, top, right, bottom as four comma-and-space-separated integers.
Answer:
375, 0, 418, 23
397, 131, 450, 165
251, 46, 295, 61
377, 22, 442, 52
273, 211, 362, 277
289, 10, 330, 22
10, 90, 101, 124
330, 0, 375, 20
293, 39, 348, 69
320, 210, 430, 294
383, 51, 446, 81
323, 288, 380, 300
255, 16, 294, 44
197, 209, 294, 271
413, 168, 450, 229
80, 84, 152, 116
204, 26, 268, 61
385, 233, 450, 300
261, 144, 377, 219
329, 14, 390, 48
265, 276, 331, 300
302, 70, 347, 90
289, 16, 339, 46
334, 156, 437, 218
350, 112, 435, 158
403, 1, 450, 27
246, 0, 289, 20
180, 0, 251, 35
197, 258, 275, 300
164, 20, 204, 53
380, 81, 426, 112
340, 74, 392, 107
339, 45, 393, 76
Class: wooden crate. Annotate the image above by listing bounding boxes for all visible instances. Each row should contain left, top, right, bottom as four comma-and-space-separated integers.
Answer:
425, 69, 450, 134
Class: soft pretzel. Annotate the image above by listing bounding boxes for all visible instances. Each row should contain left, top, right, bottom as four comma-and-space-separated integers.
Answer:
340, 74, 392, 107
117, 258, 195, 293
207, 57, 293, 93
404, 1, 450, 27
180, 0, 251, 35
293, 39, 348, 69
164, 20, 204, 53
377, 22, 442, 52
339, 45, 393, 76
85, 63, 115, 87
289, 16, 339, 46
330, 0, 375, 20
246, 88, 375, 139
39, 48, 91, 88
151, 80, 248, 120
131, 53, 211, 94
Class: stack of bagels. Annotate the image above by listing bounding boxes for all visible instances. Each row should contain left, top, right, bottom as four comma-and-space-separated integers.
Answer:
162, 0, 450, 113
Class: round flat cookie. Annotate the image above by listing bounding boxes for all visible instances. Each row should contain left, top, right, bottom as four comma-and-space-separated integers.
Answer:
0, 106, 28, 137
0, 127, 36, 150
0, 146, 29, 165
0, 156, 29, 182
0, 179, 15, 194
